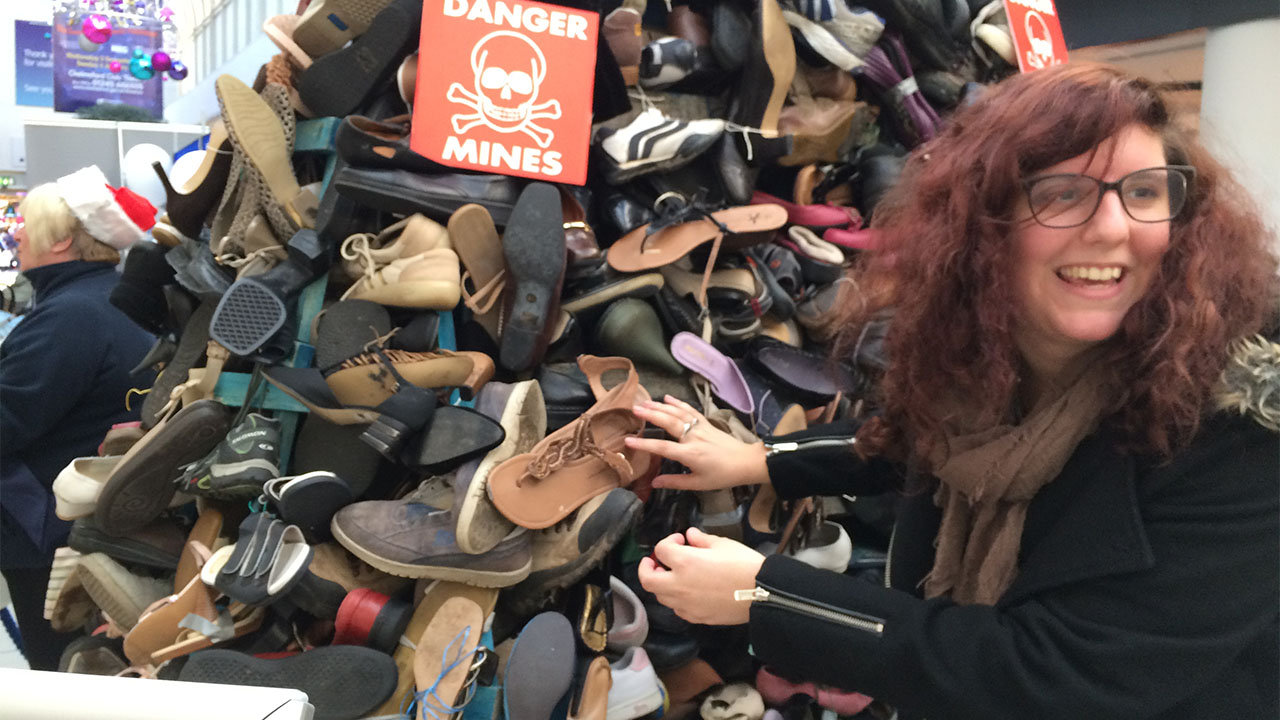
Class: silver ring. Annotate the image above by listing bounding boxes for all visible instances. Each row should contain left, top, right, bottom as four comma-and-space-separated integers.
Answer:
679, 417, 699, 440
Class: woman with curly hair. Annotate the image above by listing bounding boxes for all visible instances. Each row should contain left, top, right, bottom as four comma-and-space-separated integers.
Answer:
629, 64, 1279, 719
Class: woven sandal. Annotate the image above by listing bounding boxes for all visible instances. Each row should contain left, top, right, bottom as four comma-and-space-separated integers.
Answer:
487, 356, 655, 529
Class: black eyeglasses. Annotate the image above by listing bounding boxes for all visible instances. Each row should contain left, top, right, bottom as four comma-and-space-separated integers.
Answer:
1021, 165, 1196, 229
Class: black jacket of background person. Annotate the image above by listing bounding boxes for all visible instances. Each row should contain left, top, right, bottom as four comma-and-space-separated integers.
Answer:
751, 352, 1279, 719
0, 260, 154, 568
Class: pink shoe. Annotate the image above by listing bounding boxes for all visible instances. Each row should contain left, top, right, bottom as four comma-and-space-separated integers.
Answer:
822, 227, 881, 251
755, 666, 874, 716
750, 191, 857, 231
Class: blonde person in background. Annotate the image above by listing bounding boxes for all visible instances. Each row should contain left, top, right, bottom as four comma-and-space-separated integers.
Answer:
0, 167, 157, 670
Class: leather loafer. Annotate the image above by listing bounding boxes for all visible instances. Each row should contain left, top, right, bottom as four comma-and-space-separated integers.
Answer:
335, 114, 449, 174
334, 167, 523, 227
535, 363, 594, 432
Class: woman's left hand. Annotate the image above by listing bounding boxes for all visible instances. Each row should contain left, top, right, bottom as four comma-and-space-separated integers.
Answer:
637, 527, 766, 626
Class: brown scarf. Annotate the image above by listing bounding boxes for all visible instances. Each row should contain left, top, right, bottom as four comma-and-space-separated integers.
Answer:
923, 355, 1111, 605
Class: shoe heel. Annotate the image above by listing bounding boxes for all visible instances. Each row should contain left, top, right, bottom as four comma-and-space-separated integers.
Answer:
152, 161, 179, 204
359, 414, 412, 460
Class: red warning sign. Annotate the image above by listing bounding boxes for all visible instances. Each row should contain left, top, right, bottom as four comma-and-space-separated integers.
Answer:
1003, 0, 1069, 73
410, 0, 599, 184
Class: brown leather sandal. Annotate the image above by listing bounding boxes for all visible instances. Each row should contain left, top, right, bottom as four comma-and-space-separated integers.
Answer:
607, 204, 787, 274
488, 356, 655, 529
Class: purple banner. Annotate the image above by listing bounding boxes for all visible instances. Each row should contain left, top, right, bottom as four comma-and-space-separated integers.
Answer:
14, 21, 53, 107
52, 12, 163, 118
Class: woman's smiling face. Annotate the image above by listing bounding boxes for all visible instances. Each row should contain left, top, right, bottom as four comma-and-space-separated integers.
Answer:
1010, 123, 1173, 372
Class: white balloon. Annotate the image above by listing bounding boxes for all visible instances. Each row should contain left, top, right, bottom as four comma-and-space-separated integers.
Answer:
122, 143, 173, 209
167, 149, 208, 189
78, 34, 102, 52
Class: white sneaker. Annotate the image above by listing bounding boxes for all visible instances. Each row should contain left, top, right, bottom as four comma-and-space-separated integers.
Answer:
606, 647, 667, 720
756, 520, 853, 573
607, 576, 649, 653
597, 108, 726, 185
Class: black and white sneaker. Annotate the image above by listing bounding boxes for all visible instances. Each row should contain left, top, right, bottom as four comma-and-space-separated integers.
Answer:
596, 108, 726, 185
638, 37, 724, 92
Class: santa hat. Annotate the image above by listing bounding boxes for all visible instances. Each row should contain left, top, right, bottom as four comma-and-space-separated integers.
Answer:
55, 165, 157, 250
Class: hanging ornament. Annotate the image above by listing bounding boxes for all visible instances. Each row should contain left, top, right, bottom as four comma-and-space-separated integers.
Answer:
149, 51, 171, 72
167, 60, 188, 81
78, 34, 102, 52
132, 46, 145, 58
109, 60, 122, 73
158, 6, 174, 22
82, 14, 112, 44
129, 56, 154, 80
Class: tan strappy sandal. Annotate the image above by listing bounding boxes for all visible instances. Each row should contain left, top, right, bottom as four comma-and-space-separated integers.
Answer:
487, 356, 655, 529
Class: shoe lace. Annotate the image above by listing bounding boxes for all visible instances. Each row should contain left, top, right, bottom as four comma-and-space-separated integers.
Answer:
338, 346, 453, 372
339, 232, 382, 296
402, 626, 485, 720
520, 415, 605, 487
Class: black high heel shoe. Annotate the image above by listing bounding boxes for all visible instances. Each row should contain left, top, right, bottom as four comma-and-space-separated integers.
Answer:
151, 119, 232, 240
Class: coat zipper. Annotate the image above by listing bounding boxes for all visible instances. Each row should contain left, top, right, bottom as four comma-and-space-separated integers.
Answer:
764, 436, 857, 457
735, 583, 885, 636
883, 522, 897, 590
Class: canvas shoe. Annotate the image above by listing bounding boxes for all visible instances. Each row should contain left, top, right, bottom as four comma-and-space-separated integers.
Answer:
607, 647, 668, 720
176, 413, 282, 500
330, 495, 532, 587
453, 380, 547, 555
597, 108, 726, 185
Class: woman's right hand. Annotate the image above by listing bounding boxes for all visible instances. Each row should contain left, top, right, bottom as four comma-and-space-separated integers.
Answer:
626, 395, 770, 492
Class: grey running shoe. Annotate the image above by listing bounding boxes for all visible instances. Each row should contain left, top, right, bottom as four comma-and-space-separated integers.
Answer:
177, 413, 281, 499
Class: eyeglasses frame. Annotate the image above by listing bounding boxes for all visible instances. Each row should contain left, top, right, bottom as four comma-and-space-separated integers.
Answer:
1020, 164, 1197, 229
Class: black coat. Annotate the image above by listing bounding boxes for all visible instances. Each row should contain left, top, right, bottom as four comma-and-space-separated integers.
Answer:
0, 261, 153, 567
751, 410, 1279, 720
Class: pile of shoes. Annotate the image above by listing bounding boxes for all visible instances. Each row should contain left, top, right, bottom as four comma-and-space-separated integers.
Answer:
45, 0, 1016, 718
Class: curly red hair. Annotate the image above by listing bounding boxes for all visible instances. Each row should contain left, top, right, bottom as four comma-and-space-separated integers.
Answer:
834, 63, 1279, 463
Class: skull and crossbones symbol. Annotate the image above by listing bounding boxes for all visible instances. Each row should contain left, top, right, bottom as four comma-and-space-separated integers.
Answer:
447, 30, 562, 148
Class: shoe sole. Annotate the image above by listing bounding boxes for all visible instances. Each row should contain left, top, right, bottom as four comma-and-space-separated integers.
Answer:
215, 75, 302, 224
448, 204, 505, 342
293, 0, 395, 57
504, 613, 576, 720
68, 522, 182, 571
456, 381, 547, 554
95, 400, 234, 536
44, 547, 87, 627
296, 0, 420, 118
76, 552, 165, 630
498, 183, 566, 372
209, 277, 289, 357
179, 646, 398, 719
330, 520, 532, 587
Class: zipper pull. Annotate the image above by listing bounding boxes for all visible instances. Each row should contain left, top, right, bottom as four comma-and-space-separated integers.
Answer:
734, 587, 769, 602
763, 441, 797, 457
